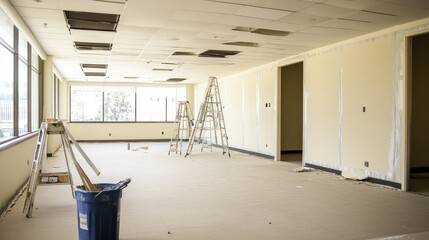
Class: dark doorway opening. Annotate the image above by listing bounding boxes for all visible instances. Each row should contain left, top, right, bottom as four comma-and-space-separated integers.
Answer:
408, 32, 429, 196
280, 62, 303, 164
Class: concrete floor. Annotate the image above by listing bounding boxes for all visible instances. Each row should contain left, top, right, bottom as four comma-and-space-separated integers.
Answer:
1, 142, 429, 240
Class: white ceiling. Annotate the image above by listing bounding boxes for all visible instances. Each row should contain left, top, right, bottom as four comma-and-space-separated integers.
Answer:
10, 0, 429, 84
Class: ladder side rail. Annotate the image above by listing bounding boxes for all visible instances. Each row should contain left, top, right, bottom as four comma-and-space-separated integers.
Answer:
23, 123, 48, 217
62, 130, 98, 191
63, 125, 100, 175
60, 134, 75, 198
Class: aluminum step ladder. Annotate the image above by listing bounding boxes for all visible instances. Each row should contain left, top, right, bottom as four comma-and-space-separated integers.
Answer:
168, 101, 194, 155
185, 77, 230, 157
23, 119, 100, 218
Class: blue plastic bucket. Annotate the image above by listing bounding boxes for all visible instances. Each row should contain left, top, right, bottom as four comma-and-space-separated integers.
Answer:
75, 183, 124, 240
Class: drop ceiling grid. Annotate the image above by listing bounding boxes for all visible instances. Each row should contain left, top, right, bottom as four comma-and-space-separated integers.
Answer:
9, 0, 429, 83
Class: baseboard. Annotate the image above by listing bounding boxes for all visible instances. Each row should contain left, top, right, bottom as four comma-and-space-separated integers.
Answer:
212, 144, 274, 159
305, 163, 342, 175
0, 179, 28, 221
77, 139, 171, 143
305, 163, 402, 189
410, 167, 429, 174
281, 150, 303, 154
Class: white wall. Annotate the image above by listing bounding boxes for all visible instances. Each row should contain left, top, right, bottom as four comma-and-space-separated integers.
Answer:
0, 136, 36, 213
194, 69, 276, 156
194, 19, 429, 187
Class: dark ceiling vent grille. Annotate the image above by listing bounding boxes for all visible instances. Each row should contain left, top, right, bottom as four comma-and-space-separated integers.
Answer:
172, 51, 196, 56
123, 76, 139, 79
166, 78, 187, 82
81, 64, 108, 69
74, 42, 112, 51
198, 49, 241, 58
84, 72, 106, 77
223, 41, 259, 47
232, 26, 290, 36
153, 68, 173, 71
64, 11, 120, 32
161, 62, 179, 65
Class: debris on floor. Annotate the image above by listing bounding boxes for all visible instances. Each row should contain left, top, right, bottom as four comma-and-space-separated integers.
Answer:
292, 166, 314, 172
341, 168, 368, 181
132, 146, 148, 152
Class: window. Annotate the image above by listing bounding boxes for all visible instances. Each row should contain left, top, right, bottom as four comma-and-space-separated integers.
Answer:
0, 9, 42, 143
18, 59, 28, 135
136, 87, 166, 121
70, 86, 103, 122
0, 45, 14, 141
104, 88, 135, 122
31, 48, 40, 130
52, 74, 59, 119
70, 86, 186, 122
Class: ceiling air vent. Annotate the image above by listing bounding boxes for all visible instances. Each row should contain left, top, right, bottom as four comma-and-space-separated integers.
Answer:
223, 41, 259, 47
232, 26, 290, 36
74, 42, 112, 51
64, 10, 120, 32
84, 72, 106, 77
123, 76, 139, 80
172, 51, 196, 56
161, 62, 179, 65
198, 50, 241, 58
166, 78, 187, 82
81, 64, 108, 69
153, 68, 173, 71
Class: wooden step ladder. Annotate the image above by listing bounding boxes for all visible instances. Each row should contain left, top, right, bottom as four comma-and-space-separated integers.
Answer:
185, 77, 230, 157
23, 119, 100, 218
168, 101, 194, 155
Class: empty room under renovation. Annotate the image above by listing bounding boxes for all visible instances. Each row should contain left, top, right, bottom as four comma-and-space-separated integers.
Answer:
1, 1, 429, 240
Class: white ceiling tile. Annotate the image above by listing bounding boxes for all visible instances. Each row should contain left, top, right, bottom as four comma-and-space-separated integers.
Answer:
253, 0, 314, 12
60, 0, 125, 14
325, 0, 385, 10
300, 3, 357, 18
279, 13, 331, 26
15, 7, 64, 19
235, 6, 293, 20
365, 3, 429, 18
380, 0, 429, 9
318, 19, 373, 31
343, 11, 399, 23
11, 0, 61, 9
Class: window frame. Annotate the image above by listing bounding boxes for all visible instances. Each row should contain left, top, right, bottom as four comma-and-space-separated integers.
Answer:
0, 10, 43, 145
69, 85, 186, 123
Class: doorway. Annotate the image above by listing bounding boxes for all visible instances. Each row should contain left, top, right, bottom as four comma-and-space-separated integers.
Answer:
407, 32, 429, 196
280, 62, 303, 164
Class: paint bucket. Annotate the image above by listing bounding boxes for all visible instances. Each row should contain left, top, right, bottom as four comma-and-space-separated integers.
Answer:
75, 182, 129, 240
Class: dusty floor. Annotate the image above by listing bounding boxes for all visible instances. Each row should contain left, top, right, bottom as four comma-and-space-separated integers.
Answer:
1, 142, 429, 240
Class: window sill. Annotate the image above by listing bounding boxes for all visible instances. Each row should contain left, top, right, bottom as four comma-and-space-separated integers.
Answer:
0, 132, 38, 152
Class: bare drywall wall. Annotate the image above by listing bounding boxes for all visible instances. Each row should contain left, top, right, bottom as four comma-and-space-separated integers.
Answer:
0, 136, 36, 213
281, 62, 303, 151
43, 56, 61, 155
410, 32, 429, 168
304, 51, 341, 169
66, 122, 174, 141
342, 37, 394, 176
194, 67, 276, 156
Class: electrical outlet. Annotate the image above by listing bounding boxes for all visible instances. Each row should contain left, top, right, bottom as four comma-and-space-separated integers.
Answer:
27, 159, 29, 166
162, 131, 164, 135
364, 161, 369, 167
109, 133, 111, 136
363, 106, 366, 112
